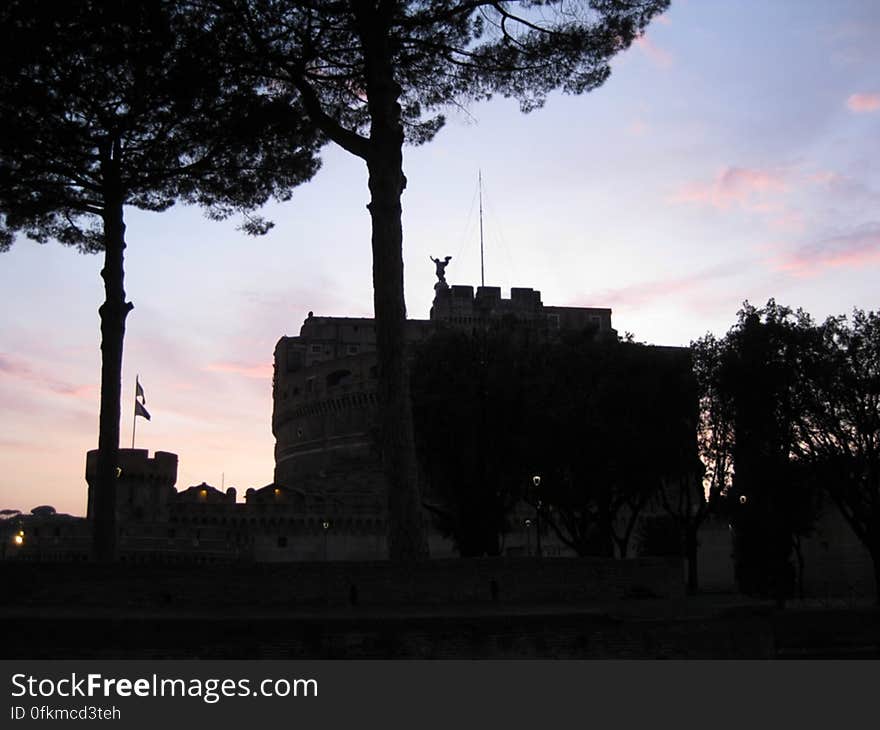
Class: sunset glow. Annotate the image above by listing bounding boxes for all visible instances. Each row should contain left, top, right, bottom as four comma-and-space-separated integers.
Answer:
2, 1, 878, 517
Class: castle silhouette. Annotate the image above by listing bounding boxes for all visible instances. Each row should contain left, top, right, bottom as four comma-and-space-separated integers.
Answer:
4, 281, 618, 562
4, 279, 872, 602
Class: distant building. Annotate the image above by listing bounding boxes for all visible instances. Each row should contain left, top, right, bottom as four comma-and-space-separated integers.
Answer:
270, 282, 615, 558
273, 284, 613, 486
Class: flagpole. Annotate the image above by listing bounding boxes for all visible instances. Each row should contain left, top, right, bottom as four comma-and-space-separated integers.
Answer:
132, 374, 138, 449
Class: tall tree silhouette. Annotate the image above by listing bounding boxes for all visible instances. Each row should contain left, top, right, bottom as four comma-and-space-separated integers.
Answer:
718, 302, 818, 602
0, 0, 321, 560
215, 0, 670, 560
796, 310, 880, 602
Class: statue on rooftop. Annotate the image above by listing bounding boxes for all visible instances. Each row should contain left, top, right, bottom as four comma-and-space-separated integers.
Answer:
430, 255, 452, 291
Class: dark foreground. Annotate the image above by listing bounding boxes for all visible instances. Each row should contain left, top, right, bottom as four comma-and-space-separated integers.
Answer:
2, 560, 878, 659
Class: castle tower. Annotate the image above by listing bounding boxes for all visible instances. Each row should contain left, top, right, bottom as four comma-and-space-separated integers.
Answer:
85, 449, 178, 526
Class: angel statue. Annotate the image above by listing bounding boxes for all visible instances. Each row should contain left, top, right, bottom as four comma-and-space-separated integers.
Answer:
430, 255, 452, 289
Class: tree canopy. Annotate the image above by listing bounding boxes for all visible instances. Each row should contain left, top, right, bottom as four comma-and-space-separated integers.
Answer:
0, 0, 320, 249
694, 300, 880, 602
411, 324, 539, 556
717, 302, 820, 600
412, 325, 699, 560
532, 334, 698, 559
795, 309, 880, 601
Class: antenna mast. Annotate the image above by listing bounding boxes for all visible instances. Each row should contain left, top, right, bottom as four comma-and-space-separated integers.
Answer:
478, 170, 485, 287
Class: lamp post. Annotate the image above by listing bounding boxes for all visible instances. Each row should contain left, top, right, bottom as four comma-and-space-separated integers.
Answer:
524, 518, 531, 557
532, 475, 543, 559
322, 519, 330, 561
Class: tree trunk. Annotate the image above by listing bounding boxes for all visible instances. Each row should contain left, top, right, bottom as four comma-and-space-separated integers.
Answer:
363, 22, 428, 562
614, 533, 629, 559
93, 151, 132, 562
792, 536, 805, 600
872, 543, 880, 607
685, 524, 699, 593
598, 511, 615, 558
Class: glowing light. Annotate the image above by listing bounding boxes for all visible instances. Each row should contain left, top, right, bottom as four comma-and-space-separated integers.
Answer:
739, 495, 748, 505
14, 534, 23, 546
322, 520, 330, 530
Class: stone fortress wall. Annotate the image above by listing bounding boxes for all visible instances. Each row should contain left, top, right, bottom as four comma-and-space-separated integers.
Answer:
272, 316, 434, 484
272, 285, 614, 491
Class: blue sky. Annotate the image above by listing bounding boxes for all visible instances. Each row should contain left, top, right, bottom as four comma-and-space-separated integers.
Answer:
2, 1, 878, 515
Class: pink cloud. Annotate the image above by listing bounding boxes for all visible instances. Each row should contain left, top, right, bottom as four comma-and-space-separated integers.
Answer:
774, 224, 880, 277
634, 34, 673, 68
591, 264, 740, 311
672, 166, 788, 210
0, 354, 30, 378
0, 354, 95, 400
674, 165, 875, 218
204, 361, 273, 379
846, 93, 880, 113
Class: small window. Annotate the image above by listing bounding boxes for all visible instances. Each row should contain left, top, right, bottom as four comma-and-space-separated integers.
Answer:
347, 345, 359, 355
310, 344, 322, 353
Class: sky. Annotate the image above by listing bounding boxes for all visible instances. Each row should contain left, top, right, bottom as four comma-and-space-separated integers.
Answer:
1, 0, 878, 516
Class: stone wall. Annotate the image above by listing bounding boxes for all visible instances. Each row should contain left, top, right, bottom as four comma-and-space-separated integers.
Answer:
1, 556, 684, 610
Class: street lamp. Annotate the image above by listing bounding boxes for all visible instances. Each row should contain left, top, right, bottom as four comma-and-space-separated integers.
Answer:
322, 519, 330, 561
532, 475, 543, 558
524, 518, 532, 557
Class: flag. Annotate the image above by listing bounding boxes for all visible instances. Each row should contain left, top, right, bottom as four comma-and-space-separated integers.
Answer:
135, 400, 151, 421
135, 376, 150, 420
